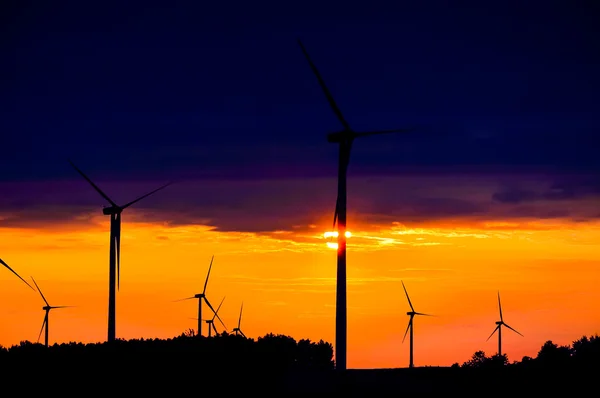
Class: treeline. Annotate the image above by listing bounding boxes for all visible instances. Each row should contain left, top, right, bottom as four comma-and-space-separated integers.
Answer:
454, 334, 600, 371
1, 331, 599, 393
1, 330, 334, 391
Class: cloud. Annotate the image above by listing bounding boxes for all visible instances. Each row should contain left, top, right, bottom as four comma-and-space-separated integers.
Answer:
492, 175, 600, 204
1, 172, 599, 234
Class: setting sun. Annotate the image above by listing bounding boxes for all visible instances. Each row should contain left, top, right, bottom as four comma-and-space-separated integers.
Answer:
324, 231, 352, 249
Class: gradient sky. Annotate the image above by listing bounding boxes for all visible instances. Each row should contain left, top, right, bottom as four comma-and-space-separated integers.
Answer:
1, 0, 599, 368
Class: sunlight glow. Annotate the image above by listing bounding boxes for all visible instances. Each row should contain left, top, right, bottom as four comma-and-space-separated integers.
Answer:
324, 230, 352, 250
324, 231, 352, 239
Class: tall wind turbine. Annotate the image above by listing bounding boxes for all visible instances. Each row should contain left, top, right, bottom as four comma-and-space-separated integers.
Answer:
232, 302, 246, 337
487, 291, 523, 356
69, 160, 172, 342
298, 39, 414, 370
205, 296, 226, 337
174, 255, 225, 336
1, 258, 34, 290
31, 277, 73, 347
401, 281, 433, 368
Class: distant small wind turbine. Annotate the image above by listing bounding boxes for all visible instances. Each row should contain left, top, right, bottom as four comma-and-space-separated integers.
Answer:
31, 277, 73, 347
1, 258, 34, 290
69, 160, 172, 343
401, 280, 433, 368
232, 302, 246, 338
174, 255, 225, 336
487, 291, 523, 356
205, 296, 226, 337
298, 39, 414, 371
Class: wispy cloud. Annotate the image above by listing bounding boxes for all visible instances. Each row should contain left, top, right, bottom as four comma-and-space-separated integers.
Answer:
1, 173, 599, 235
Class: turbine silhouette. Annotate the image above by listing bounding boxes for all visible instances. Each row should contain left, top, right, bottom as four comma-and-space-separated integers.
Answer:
298, 39, 414, 370
232, 302, 246, 338
487, 291, 523, 356
0, 258, 34, 290
401, 281, 433, 368
69, 160, 172, 342
174, 255, 225, 336
31, 277, 73, 347
204, 296, 226, 337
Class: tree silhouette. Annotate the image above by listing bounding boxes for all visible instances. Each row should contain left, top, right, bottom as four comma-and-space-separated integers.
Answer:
536, 340, 572, 367
2, 330, 600, 393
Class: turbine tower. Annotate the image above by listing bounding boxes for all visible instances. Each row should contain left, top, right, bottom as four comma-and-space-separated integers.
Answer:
1, 258, 34, 290
31, 277, 73, 347
69, 160, 172, 342
401, 281, 433, 368
298, 39, 414, 371
232, 302, 246, 337
487, 291, 523, 356
204, 296, 226, 337
174, 255, 225, 336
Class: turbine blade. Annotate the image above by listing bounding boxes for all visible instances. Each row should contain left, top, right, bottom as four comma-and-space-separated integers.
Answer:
401, 281, 415, 312
31, 277, 50, 306
297, 38, 351, 131
37, 314, 47, 343
354, 128, 415, 138
202, 255, 215, 295
498, 291, 503, 322
50, 306, 74, 309
342, 139, 353, 172
68, 160, 117, 207
115, 214, 121, 291
0, 258, 34, 290
334, 141, 353, 230
402, 318, 412, 343
204, 298, 217, 315
240, 330, 246, 338
238, 302, 243, 329
486, 325, 500, 341
332, 196, 338, 230
120, 181, 173, 210
213, 296, 225, 317
415, 312, 434, 316
173, 297, 196, 302
503, 323, 524, 337
212, 296, 227, 331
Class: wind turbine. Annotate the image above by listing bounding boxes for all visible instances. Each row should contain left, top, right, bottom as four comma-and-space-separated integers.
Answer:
487, 291, 523, 356
401, 281, 433, 368
298, 39, 414, 371
69, 160, 172, 342
1, 258, 34, 290
174, 255, 225, 336
232, 302, 246, 337
31, 277, 73, 347
204, 296, 226, 337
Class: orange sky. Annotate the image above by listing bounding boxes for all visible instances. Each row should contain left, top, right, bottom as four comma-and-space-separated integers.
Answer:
1, 209, 599, 368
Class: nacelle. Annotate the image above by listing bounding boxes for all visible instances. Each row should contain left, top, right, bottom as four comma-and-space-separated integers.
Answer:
327, 131, 352, 143
102, 206, 119, 215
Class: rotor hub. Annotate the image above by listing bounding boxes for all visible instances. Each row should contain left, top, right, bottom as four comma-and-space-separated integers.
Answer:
102, 206, 121, 215
327, 130, 354, 143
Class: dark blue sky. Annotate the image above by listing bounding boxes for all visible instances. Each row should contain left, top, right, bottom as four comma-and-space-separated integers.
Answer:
4, 0, 599, 180
1, 0, 599, 231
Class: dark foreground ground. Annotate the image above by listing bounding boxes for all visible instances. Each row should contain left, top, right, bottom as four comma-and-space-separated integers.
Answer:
4, 361, 595, 394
